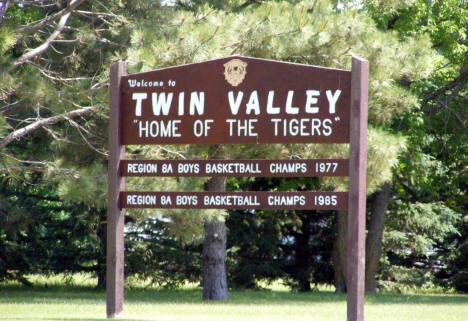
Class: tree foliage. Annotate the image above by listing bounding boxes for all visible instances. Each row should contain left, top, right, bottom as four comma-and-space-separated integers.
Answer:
362, 0, 468, 291
0, 176, 105, 284
0, 0, 465, 294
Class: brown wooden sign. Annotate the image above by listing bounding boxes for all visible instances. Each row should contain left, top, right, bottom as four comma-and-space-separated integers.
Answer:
120, 56, 351, 145
120, 159, 349, 177
120, 191, 348, 210
107, 56, 368, 321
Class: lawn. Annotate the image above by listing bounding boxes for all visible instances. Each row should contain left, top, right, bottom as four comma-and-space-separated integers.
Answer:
0, 278, 467, 321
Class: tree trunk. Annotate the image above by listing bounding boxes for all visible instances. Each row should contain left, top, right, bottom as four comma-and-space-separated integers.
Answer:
333, 210, 347, 293
202, 215, 229, 301
365, 183, 390, 294
96, 208, 107, 288
202, 145, 228, 301
294, 212, 312, 291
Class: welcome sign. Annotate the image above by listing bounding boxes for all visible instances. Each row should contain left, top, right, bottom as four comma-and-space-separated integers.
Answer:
119, 57, 351, 145
107, 56, 368, 321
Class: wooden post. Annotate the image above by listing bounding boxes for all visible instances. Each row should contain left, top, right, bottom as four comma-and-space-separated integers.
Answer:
107, 61, 127, 318
347, 56, 368, 321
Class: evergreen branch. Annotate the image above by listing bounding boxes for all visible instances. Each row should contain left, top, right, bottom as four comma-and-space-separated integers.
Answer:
41, 125, 75, 144
0, 101, 26, 115
0, 164, 79, 176
53, 31, 127, 48
65, 111, 109, 156
51, 39, 77, 43
0, 0, 11, 28
0, 165, 45, 174
224, 27, 302, 54
27, 60, 95, 84
8, 12, 72, 73
0, 155, 55, 175
237, 0, 264, 10
4, 154, 54, 166
18, 0, 86, 34
158, 146, 188, 160
0, 106, 98, 150
96, 36, 128, 48
34, 63, 92, 83
9, 0, 56, 7
170, 10, 214, 27
75, 9, 131, 25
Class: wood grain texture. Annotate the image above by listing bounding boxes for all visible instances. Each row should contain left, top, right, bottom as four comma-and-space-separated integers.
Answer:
107, 61, 127, 318
347, 56, 369, 321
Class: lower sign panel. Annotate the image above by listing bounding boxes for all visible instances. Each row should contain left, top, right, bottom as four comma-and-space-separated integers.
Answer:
120, 192, 348, 210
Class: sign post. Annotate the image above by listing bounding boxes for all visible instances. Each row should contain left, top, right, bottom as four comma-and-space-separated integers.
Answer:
347, 57, 369, 321
107, 61, 127, 318
107, 56, 368, 320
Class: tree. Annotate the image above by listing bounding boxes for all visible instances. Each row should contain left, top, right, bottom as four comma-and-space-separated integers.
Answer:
0, 0, 133, 286
0, 175, 107, 285
1, 0, 450, 297
125, 217, 202, 288
125, 0, 434, 297
362, 0, 467, 292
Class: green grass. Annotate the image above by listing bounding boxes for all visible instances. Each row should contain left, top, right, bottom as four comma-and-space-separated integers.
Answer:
0, 277, 467, 321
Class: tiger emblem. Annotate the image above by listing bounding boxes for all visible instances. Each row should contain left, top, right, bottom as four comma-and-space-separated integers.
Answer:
223, 59, 248, 87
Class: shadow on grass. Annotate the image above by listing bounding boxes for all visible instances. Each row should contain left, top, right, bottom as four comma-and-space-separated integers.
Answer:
1, 283, 467, 307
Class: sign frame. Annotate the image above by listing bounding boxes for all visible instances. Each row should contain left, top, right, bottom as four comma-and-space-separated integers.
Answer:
107, 56, 368, 321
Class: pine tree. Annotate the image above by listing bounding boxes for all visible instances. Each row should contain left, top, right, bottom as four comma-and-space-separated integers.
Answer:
0, 0, 133, 285
1, 0, 453, 297
123, 0, 434, 297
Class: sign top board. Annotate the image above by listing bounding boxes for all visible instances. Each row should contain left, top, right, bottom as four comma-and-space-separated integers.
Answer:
119, 56, 351, 145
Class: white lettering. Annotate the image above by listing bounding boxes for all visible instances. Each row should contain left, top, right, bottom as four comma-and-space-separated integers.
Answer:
246, 90, 260, 115
127, 163, 158, 174
190, 92, 205, 115
225, 119, 258, 137
289, 119, 299, 136
152, 92, 173, 115
285, 91, 299, 114
267, 195, 305, 206
205, 163, 261, 174
322, 119, 332, 136
228, 91, 243, 115
162, 164, 173, 173
266, 91, 280, 114
203, 195, 260, 206
127, 194, 157, 206
139, 120, 148, 137
193, 119, 213, 137
305, 90, 320, 114
270, 118, 333, 137
326, 90, 341, 114
271, 118, 281, 136
311, 118, 321, 136
177, 163, 200, 174
132, 93, 147, 116
138, 120, 181, 138
161, 195, 172, 205
178, 92, 185, 115
269, 162, 307, 174
176, 195, 198, 206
